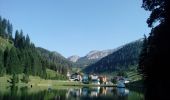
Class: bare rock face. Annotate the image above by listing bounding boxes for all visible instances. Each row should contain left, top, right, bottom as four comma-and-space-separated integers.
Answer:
67, 55, 80, 62
85, 50, 115, 60
67, 47, 123, 67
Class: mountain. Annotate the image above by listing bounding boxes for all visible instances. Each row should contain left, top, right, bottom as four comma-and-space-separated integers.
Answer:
36, 47, 73, 72
69, 49, 121, 67
86, 50, 114, 60
67, 55, 80, 62
83, 39, 143, 73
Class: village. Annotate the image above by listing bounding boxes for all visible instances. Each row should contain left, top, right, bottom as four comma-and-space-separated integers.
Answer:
66, 71, 130, 88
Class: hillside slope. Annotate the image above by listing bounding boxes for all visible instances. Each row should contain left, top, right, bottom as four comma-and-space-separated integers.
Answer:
84, 39, 143, 73
0, 37, 13, 51
69, 49, 120, 68
36, 47, 73, 72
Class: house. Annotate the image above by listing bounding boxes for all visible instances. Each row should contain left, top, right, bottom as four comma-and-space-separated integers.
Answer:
91, 74, 98, 80
70, 73, 82, 81
99, 76, 107, 84
82, 74, 100, 84
82, 74, 89, 84
90, 74, 100, 85
67, 71, 71, 79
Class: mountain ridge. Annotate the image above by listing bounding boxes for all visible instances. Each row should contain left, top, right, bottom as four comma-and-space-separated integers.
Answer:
67, 47, 123, 67
83, 39, 143, 73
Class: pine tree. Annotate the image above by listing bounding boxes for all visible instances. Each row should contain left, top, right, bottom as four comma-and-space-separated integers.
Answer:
1, 19, 7, 38
4, 47, 10, 68
6, 47, 22, 74
0, 50, 5, 76
138, 35, 148, 78
14, 30, 20, 47
25, 34, 30, 47
139, 0, 170, 99
7, 20, 13, 40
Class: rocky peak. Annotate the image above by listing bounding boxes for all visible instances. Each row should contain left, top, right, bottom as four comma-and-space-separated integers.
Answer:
67, 55, 80, 62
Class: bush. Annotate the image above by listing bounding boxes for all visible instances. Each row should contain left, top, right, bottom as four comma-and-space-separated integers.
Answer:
7, 74, 19, 86
21, 74, 30, 83
111, 78, 117, 84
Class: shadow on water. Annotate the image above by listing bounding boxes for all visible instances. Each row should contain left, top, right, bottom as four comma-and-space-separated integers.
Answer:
0, 86, 144, 100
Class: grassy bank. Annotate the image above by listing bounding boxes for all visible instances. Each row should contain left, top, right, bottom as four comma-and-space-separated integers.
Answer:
0, 74, 116, 89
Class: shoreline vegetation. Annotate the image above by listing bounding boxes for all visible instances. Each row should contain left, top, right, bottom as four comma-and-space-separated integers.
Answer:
0, 74, 116, 88
0, 74, 142, 89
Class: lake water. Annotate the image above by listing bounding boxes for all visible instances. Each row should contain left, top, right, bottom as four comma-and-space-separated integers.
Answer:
0, 86, 144, 100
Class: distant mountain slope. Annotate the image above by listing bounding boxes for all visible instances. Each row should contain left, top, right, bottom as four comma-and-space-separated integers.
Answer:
36, 47, 73, 72
69, 49, 120, 67
67, 55, 80, 62
83, 39, 143, 73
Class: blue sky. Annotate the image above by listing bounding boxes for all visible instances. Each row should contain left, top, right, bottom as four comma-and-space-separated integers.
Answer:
0, 0, 150, 57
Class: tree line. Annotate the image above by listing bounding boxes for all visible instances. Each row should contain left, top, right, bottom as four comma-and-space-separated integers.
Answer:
84, 40, 143, 73
138, 0, 170, 99
0, 16, 70, 79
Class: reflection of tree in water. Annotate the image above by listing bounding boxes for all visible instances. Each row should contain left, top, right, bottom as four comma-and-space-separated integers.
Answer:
10, 86, 19, 100
0, 87, 68, 100
51, 89, 67, 100
0, 87, 144, 100
1, 86, 19, 100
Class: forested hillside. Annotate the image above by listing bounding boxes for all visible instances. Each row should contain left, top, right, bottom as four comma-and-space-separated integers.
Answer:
0, 16, 71, 78
84, 40, 143, 73
37, 47, 73, 75
69, 49, 116, 68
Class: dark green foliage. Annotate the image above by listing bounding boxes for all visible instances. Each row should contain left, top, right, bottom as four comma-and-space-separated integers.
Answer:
84, 40, 143, 73
14, 30, 26, 48
55, 74, 68, 80
117, 71, 127, 77
7, 20, 13, 40
37, 47, 72, 75
142, 0, 169, 27
0, 50, 5, 76
138, 35, 148, 78
111, 78, 117, 84
0, 17, 13, 39
7, 74, 19, 86
3, 47, 10, 68
21, 74, 30, 83
6, 47, 22, 74
0, 16, 70, 79
139, 0, 170, 99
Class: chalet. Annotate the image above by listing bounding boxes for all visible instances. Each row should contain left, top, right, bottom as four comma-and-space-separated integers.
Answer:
99, 76, 107, 84
70, 73, 82, 81
67, 71, 71, 79
90, 74, 100, 85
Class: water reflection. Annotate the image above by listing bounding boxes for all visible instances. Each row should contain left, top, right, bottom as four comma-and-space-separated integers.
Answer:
0, 86, 144, 100
66, 87, 143, 100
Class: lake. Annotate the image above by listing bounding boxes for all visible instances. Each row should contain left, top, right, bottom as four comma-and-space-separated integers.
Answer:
0, 86, 144, 100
